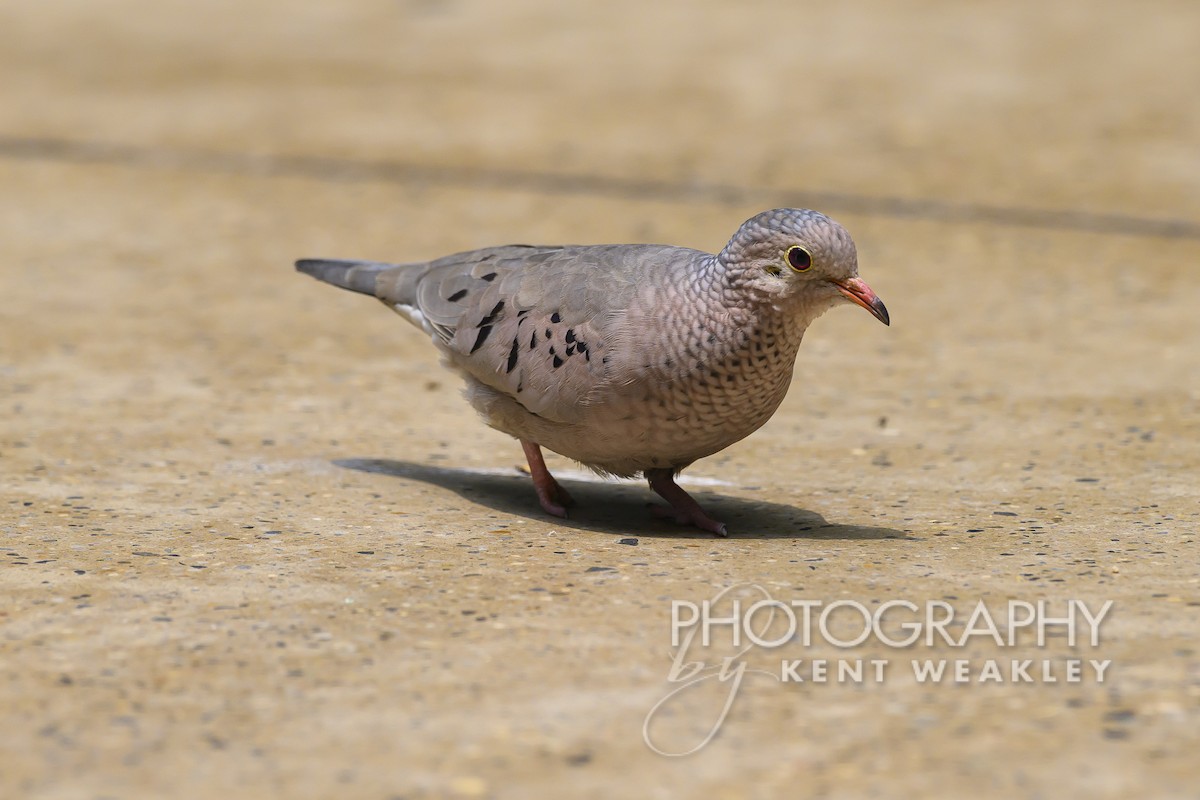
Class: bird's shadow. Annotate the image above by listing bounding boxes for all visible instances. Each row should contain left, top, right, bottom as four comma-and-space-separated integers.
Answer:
334, 458, 908, 540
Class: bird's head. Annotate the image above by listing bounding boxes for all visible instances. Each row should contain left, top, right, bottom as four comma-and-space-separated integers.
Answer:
718, 208, 889, 326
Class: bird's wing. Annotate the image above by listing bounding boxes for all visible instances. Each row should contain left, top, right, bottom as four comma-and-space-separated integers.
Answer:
370, 243, 704, 422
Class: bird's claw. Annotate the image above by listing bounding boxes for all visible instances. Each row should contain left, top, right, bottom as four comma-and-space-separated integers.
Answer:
648, 503, 728, 536
534, 481, 574, 519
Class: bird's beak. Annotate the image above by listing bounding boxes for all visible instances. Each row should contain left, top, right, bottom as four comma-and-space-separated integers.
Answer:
831, 277, 890, 326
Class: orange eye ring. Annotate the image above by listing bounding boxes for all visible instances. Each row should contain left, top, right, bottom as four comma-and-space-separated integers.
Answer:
786, 246, 812, 272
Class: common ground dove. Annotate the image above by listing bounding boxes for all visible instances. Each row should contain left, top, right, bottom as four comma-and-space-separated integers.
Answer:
297, 208, 888, 535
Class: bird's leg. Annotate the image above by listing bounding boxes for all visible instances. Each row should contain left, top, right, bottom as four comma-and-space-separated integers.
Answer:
521, 440, 574, 519
645, 468, 728, 536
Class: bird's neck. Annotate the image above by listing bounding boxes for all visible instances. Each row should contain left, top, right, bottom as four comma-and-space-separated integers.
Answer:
695, 271, 812, 390
704, 256, 826, 359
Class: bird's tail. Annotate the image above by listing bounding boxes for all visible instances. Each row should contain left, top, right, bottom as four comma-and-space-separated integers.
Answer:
295, 259, 399, 296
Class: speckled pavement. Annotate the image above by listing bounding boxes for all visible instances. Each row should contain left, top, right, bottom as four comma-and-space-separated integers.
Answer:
2, 2, 1199, 798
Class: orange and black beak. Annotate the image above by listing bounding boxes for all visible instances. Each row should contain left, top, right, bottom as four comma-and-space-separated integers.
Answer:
831, 277, 890, 326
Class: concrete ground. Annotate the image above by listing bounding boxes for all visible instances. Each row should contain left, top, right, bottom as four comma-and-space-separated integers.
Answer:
2, 1, 1199, 798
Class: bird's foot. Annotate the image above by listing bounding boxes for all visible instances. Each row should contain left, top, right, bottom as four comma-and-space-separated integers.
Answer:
533, 478, 574, 518
648, 503, 728, 535
646, 469, 728, 536
521, 440, 575, 519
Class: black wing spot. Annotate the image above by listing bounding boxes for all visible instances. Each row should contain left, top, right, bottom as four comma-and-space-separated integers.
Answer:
550, 312, 562, 323
448, 289, 468, 302
481, 272, 498, 282
552, 355, 564, 369
565, 344, 575, 356
576, 340, 588, 353
529, 331, 537, 350
506, 337, 520, 373
480, 301, 505, 326
517, 308, 530, 318
544, 329, 552, 340
565, 329, 575, 343
470, 325, 493, 354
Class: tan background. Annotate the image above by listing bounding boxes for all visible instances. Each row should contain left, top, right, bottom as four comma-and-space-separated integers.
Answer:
2, 1, 1199, 798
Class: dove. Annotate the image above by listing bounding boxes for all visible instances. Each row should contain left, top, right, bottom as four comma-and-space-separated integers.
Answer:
296, 208, 888, 535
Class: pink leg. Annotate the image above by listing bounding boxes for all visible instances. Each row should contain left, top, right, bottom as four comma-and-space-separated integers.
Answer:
521, 440, 574, 518
646, 468, 728, 536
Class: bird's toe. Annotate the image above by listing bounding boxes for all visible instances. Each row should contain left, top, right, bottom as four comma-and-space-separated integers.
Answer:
649, 503, 728, 536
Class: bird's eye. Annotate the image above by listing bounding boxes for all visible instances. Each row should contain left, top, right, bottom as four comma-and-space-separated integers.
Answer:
786, 246, 812, 272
